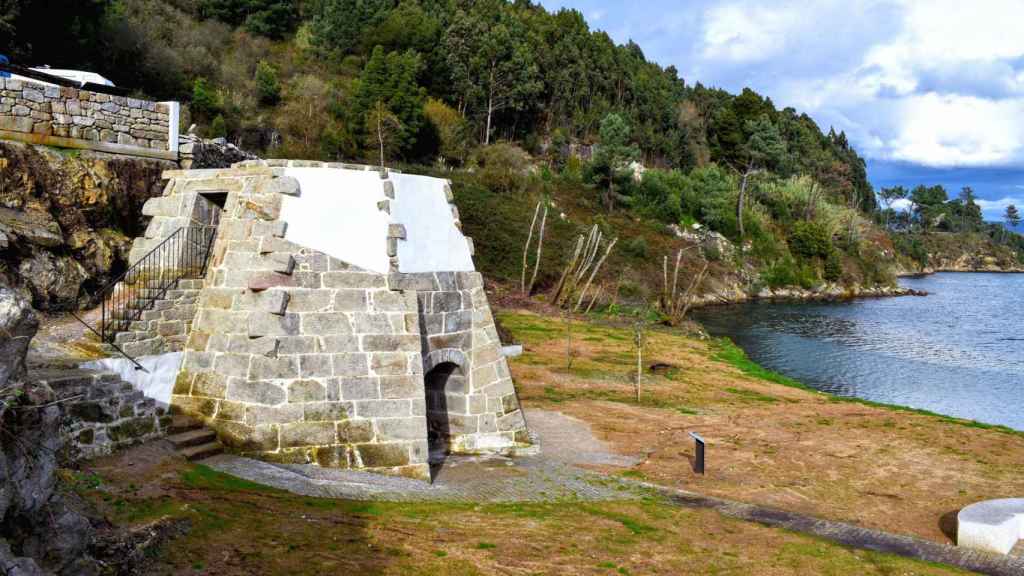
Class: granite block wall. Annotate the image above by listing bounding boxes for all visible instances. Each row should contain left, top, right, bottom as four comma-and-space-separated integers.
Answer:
0, 78, 175, 157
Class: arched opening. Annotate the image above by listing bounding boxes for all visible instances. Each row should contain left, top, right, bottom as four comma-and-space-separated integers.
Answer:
424, 361, 465, 476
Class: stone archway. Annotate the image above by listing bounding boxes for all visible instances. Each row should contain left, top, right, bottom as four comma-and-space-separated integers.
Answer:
424, 361, 466, 464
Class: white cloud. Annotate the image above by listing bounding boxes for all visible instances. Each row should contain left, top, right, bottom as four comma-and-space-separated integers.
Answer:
886, 93, 1024, 166
700, 3, 801, 62
735, 0, 1024, 168
976, 196, 1024, 218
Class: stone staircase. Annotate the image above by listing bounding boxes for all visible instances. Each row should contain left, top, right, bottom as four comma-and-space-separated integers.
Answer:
166, 415, 223, 461
102, 278, 203, 358
32, 368, 169, 461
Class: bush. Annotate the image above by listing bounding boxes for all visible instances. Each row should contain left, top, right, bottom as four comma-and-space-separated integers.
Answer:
824, 249, 843, 282
631, 169, 685, 224
471, 143, 531, 194
191, 77, 220, 121
255, 60, 281, 106
762, 256, 818, 289
789, 221, 833, 259
209, 114, 227, 138
622, 237, 648, 259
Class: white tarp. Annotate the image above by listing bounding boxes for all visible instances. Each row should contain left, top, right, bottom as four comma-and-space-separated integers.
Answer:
80, 352, 183, 406
280, 167, 391, 274
390, 172, 474, 273
278, 168, 474, 274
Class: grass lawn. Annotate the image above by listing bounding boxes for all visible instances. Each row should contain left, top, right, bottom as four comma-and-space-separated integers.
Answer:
499, 309, 1024, 545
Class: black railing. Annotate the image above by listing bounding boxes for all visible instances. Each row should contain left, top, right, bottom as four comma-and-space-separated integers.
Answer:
73, 225, 217, 354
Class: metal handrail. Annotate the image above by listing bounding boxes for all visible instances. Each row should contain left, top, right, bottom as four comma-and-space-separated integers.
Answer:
71, 224, 218, 368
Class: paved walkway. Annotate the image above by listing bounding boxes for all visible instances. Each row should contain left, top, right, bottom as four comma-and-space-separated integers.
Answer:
203, 409, 641, 502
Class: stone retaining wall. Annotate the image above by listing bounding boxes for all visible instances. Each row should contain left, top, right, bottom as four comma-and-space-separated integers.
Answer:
0, 78, 178, 160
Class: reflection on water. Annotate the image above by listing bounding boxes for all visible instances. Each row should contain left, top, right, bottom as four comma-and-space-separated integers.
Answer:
694, 273, 1024, 431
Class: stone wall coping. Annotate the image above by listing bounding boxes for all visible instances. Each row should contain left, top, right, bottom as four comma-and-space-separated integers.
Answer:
0, 129, 178, 161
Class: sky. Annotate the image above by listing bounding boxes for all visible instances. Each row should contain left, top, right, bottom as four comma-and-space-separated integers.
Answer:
537, 0, 1024, 222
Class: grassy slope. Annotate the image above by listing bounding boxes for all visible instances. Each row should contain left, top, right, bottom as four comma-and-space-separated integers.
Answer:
498, 309, 1024, 544
76, 452, 967, 575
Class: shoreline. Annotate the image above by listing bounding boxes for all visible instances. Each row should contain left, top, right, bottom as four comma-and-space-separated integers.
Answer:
690, 283, 926, 309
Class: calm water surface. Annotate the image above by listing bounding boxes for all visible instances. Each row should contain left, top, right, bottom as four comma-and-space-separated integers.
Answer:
695, 273, 1024, 431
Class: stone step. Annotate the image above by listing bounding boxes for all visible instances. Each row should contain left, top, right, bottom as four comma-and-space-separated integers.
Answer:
168, 415, 203, 434
179, 441, 223, 461
167, 428, 217, 449
177, 279, 204, 290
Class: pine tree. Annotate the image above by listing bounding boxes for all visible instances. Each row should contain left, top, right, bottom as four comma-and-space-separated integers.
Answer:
1005, 204, 1021, 239
591, 113, 639, 211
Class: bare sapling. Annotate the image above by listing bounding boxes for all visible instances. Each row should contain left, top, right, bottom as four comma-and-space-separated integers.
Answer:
527, 204, 547, 295
633, 316, 647, 402
661, 246, 700, 323
676, 261, 709, 323
521, 201, 541, 294
564, 308, 574, 371
551, 235, 584, 304
584, 284, 604, 314
553, 225, 602, 306
574, 235, 618, 311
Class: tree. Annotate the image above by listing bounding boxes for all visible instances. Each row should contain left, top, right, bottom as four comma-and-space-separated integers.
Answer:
878, 186, 908, 230
309, 0, 392, 56
1005, 205, 1021, 241
958, 186, 982, 232
424, 98, 471, 167
591, 113, 639, 211
444, 0, 541, 145
910, 185, 948, 232
351, 46, 427, 160
198, 0, 298, 39
735, 114, 785, 238
255, 60, 281, 106
366, 100, 402, 168
277, 74, 332, 157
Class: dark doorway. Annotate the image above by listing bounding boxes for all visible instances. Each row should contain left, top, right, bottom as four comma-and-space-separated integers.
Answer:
193, 193, 226, 227
424, 361, 465, 480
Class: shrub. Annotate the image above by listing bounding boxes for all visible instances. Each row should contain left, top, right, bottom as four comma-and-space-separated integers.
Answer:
631, 169, 684, 223
254, 60, 281, 106
789, 220, 833, 259
762, 256, 818, 289
471, 143, 531, 194
622, 237, 648, 259
209, 114, 227, 138
191, 77, 220, 121
824, 249, 843, 282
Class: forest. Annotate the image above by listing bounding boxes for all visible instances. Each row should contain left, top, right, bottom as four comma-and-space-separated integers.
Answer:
2, 0, 1021, 302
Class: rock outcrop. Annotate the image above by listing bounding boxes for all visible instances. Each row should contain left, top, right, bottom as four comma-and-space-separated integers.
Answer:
178, 134, 257, 170
0, 289, 99, 575
0, 141, 174, 310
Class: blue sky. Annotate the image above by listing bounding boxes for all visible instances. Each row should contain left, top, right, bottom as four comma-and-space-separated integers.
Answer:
537, 0, 1024, 222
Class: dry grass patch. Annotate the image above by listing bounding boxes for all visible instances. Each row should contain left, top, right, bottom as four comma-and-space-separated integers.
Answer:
500, 309, 1024, 544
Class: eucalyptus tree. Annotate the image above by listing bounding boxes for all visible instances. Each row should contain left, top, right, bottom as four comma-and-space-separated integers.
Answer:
443, 0, 541, 145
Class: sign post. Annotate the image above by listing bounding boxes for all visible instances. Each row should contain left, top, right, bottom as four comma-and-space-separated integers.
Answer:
689, 432, 705, 475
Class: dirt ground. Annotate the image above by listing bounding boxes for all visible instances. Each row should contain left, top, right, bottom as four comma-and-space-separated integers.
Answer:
499, 309, 1024, 545
75, 442, 967, 575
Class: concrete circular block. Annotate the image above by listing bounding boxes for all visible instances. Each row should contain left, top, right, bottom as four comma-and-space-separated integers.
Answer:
957, 498, 1024, 555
